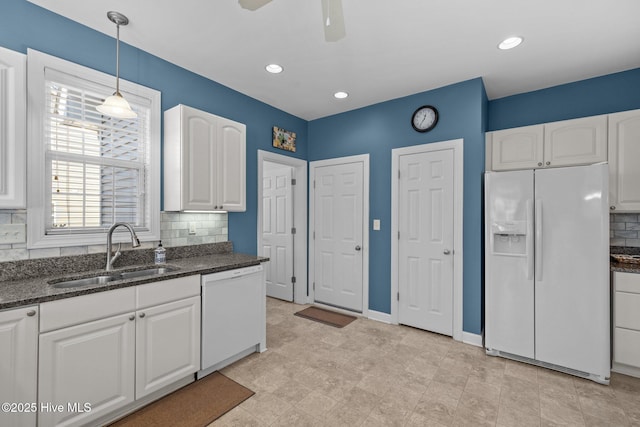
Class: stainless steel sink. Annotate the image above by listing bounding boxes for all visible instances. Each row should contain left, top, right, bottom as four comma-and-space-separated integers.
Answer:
50, 266, 179, 289
118, 266, 178, 279
50, 275, 117, 289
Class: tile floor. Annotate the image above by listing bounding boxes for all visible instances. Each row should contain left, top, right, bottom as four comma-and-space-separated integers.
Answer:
214, 298, 640, 426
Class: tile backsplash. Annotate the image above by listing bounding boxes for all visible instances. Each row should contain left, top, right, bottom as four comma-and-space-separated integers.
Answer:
0, 210, 228, 262
610, 213, 640, 247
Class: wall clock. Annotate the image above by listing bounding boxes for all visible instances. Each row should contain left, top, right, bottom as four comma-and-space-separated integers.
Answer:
411, 105, 439, 133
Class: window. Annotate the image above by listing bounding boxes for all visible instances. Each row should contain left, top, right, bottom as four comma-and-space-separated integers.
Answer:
27, 49, 161, 249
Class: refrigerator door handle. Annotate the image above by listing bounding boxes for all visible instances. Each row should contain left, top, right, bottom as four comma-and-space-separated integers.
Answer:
535, 199, 543, 281
526, 200, 534, 280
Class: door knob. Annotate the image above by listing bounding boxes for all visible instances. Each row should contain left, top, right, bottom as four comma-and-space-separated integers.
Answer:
355, 245, 361, 251
443, 249, 451, 255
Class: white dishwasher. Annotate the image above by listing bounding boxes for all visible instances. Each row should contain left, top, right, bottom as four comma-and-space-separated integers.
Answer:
198, 264, 266, 379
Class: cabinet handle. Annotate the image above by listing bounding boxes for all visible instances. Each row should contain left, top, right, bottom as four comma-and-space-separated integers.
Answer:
611, 206, 616, 210
129, 315, 135, 321
26, 310, 36, 317
139, 312, 146, 318
537, 162, 542, 167
546, 161, 550, 165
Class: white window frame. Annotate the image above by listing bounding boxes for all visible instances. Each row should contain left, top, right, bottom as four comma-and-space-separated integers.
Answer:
27, 49, 161, 249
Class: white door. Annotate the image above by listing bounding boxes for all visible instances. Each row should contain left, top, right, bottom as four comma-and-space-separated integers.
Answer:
484, 170, 535, 358
313, 161, 364, 312
398, 149, 454, 335
262, 164, 294, 301
135, 296, 201, 400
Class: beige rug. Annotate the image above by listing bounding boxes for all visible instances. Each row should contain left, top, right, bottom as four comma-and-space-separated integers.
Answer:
109, 372, 254, 426
294, 306, 357, 328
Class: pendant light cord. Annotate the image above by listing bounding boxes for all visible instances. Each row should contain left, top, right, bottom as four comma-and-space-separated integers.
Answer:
115, 22, 121, 96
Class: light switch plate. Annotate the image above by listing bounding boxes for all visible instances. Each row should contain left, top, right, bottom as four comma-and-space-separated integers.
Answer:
0, 224, 26, 244
373, 219, 381, 231
188, 222, 197, 235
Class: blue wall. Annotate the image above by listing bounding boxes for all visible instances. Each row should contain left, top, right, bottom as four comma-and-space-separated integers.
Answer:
488, 68, 640, 131
0, 0, 308, 255
308, 78, 487, 333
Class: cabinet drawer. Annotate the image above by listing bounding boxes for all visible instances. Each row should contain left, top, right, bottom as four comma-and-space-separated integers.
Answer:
40, 287, 136, 333
615, 272, 640, 294
615, 291, 640, 330
614, 327, 640, 368
136, 275, 200, 309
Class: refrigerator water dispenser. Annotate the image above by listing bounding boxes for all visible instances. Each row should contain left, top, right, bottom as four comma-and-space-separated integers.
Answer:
491, 221, 527, 255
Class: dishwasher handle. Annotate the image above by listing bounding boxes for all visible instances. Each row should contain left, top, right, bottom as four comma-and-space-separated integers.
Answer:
202, 264, 263, 282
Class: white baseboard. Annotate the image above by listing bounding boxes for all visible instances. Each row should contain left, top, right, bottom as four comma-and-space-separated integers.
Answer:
368, 310, 392, 324
462, 331, 483, 347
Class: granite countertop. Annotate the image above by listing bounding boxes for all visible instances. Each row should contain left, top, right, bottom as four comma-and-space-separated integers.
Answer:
610, 246, 640, 274
0, 242, 268, 310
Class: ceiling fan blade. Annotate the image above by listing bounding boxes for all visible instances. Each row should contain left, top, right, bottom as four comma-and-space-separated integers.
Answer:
321, 0, 346, 42
238, 0, 273, 11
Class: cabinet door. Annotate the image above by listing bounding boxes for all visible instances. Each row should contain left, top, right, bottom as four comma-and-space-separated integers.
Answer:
490, 125, 544, 171
217, 117, 246, 211
609, 109, 640, 212
612, 272, 640, 372
0, 47, 26, 208
544, 115, 607, 167
135, 296, 200, 399
0, 306, 38, 427
182, 106, 218, 211
38, 313, 135, 427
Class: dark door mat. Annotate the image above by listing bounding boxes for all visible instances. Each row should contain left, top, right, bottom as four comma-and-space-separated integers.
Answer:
109, 372, 254, 426
294, 306, 357, 328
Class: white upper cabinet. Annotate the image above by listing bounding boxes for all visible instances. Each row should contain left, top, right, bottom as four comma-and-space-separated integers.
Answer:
164, 104, 246, 212
490, 124, 544, 171
0, 47, 26, 208
487, 115, 607, 171
217, 118, 246, 211
609, 109, 640, 212
544, 115, 607, 167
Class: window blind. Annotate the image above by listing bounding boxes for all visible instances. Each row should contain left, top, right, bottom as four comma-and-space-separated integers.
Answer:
43, 69, 151, 235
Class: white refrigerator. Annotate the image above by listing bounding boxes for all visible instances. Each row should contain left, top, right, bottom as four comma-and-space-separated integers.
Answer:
484, 163, 610, 384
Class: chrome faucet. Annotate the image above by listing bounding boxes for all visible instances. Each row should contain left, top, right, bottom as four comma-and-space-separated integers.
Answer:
105, 222, 141, 271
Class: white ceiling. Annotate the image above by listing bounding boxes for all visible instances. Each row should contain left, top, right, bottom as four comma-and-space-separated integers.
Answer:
28, 0, 640, 121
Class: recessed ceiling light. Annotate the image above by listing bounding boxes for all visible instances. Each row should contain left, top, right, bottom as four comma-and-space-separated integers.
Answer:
265, 64, 283, 74
334, 91, 348, 99
498, 36, 523, 50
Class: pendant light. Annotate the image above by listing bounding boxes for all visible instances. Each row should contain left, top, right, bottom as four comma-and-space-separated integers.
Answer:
97, 11, 137, 119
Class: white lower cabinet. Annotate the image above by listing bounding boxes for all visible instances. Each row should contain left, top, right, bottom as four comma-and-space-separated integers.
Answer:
38, 313, 136, 427
0, 306, 38, 427
135, 296, 200, 399
38, 276, 200, 426
612, 271, 640, 378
